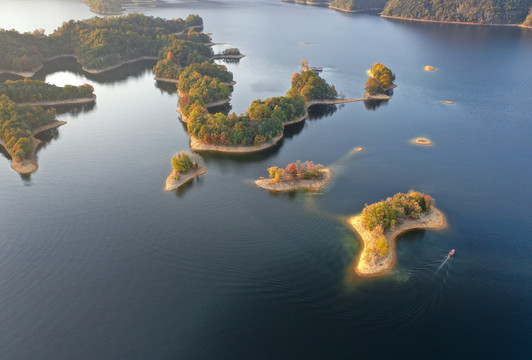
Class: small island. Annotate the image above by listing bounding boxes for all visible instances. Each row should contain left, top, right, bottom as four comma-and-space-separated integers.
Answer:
348, 190, 446, 277
255, 161, 332, 191
425, 65, 436, 71
412, 137, 432, 145
165, 151, 206, 191
365, 63, 397, 98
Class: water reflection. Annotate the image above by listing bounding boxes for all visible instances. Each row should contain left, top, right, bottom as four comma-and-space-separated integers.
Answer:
154, 81, 177, 96
54, 102, 96, 118
32, 57, 158, 85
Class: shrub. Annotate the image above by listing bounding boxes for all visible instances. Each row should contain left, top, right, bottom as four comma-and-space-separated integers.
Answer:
171, 151, 194, 173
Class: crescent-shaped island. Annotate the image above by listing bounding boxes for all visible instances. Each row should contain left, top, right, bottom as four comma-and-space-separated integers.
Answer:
348, 190, 446, 277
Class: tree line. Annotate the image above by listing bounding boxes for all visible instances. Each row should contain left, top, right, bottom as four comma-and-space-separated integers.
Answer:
0, 79, 94, 103
361, 190, 432, 234
267, 161, 324, 183
365, 63, 395, 95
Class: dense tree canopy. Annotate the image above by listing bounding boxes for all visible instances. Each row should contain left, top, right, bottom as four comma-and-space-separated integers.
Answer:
365, 63, 395, 95
382, 0, 532, 24
361, 190, 432, 233
0, 79, 94, 103
291, 70, 338, 101
0, 13, 206, 73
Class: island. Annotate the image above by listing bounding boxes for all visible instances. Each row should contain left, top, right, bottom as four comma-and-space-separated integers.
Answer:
424, 66, 435, 72
212, 48, 246, 60
412, 137, 432, 145
83, 0, 126, 14
255, 161, 332, 191
348, 190, 446, 276
365, 62, 397, 98
165, 151, 206, 191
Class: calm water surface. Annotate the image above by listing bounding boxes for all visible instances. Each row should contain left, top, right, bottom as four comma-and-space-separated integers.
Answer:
0, 1, 531, 359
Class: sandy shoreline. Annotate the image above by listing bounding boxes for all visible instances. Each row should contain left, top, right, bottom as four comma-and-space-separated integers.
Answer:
17, 95, 96, 107
381, 14, 527, 28
0, 120, 67, 174
348, 206, 446, 277
190, 134, 283, 153
254, 168, 332, 191
412, 137, 432, 146
165, 165, 207, 191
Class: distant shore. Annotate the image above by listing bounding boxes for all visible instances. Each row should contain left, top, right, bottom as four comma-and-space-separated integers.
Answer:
381, 14, 528, 28
165, 165, 207, 191
329, 6, 383, 14
348, 206, 446, 277
17, 95, 96, 107
255, 168, 332, 191
0, 120, 67, 174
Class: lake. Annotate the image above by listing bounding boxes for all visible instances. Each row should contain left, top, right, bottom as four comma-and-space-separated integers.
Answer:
0, 0, 531, 359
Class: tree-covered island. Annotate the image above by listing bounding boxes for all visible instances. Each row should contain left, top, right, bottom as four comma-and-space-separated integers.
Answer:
365, 62, 396, 97
165, 151, 206, 191
329, 0, 388, 12
255, 161, 332, 191
348, 190, 446, 276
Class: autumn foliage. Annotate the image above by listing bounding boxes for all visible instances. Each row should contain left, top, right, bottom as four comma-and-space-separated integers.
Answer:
267, 161, 324, 183
361, 190, 432, 234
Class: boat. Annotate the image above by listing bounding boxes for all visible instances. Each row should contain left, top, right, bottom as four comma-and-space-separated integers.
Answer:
448, 249, 455, 257
310, 66, 323, 72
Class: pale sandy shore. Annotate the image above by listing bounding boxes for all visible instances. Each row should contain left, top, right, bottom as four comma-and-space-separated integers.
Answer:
0, 120, 67, 174
190, 134, 283, 153
254, 168, 332, 191
17, 95, 96, 107
165, 165, 207, 191
348, 206, 447, 277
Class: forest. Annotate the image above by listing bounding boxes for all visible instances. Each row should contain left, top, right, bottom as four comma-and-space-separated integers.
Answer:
361, 191, 432, 234
382, 0, 532, 24
0, 95, 56, 160
0, 79, 94, 103
0, 13, 204, 73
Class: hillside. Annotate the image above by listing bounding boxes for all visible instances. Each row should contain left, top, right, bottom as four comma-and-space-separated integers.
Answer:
382, 0, 532, 25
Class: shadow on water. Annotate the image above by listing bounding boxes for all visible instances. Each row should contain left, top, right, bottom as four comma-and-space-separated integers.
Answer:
154, 80, 177, 96
54, 102, 96, 118
208, 103, 232, 116
34, 127, 61, 155
172, 174, 204, 198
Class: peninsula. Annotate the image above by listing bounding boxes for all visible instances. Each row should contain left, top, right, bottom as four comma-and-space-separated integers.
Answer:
0, 95, 63, 174
348, 191, 446, 276
165, 151, 206, 191
255, 161, 332, 191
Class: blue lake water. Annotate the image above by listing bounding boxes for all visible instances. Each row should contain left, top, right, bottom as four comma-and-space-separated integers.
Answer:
0, 0, 531, 358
